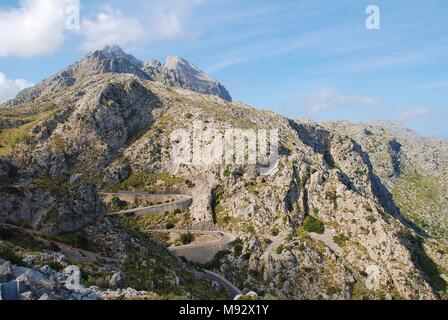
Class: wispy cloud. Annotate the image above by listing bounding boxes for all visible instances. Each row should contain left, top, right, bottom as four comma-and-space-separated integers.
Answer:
307, 87, 381, 113
206, 38, 310, 73
400, 108, 431, 120
205, 27, 349, 73
81, 0, 205, 51
0, 72, 33, 102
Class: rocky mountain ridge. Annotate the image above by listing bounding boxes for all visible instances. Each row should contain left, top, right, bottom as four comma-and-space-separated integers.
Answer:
4, 45, 231, 108
0, 47, 447, 300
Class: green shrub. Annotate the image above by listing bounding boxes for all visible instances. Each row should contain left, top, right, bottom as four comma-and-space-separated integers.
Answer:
34, 178, 69, 196
207, 250, 230, 269
351, 282, 370, 300
165, 222, 175, 230
276, 244, 284, 255
0, 243, 22, 265
234, 243, 243, 256
303, 216, 325, 234
222, 215, 231, 224
84, 275, 111, 289
243, 225, 256, 235
110, 196, 127, 210
0, 225, 45, 251
34, 259, 64, 272
56, 231, 91, 251
223, 169, 231, 177
185, 180, 195, 188
333, 234, 349, 247
180, 233, 193, 245
271, 228, 279, 236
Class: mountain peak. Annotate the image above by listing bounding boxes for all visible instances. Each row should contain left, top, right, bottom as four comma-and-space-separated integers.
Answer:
87, 45, 143, 67
100, 44, 126, 55
164, 56, 211, 81
164, 56, 191, 70
5, 47, 232, 106
160, 55, 232, 101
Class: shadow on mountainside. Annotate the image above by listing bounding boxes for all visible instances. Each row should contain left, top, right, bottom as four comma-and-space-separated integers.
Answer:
397, 231, 447, 295
288, 119, 430, 238
355, 144, 430, 238
6, 77, 163, 180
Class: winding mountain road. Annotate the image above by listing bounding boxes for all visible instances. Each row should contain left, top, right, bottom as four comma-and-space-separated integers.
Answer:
147, 229, 241, 298
100, 191, 242, 297
146, 229, 236, 264
203, 270, 242, 297
100, 192, 192, 216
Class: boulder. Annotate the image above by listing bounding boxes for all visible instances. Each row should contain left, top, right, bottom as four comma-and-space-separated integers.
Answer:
0, 261, 14, 283
0, 279, 28, 300
122, 288, 138, 298
246, 291, 259, 299
109, 272, 127, 289
39, 265, 57, 278
23, 255, 38, 266
52, 252, 67, 265
13, 267, 46, 281
38, 293, 54, 300
14, 268, 56, 295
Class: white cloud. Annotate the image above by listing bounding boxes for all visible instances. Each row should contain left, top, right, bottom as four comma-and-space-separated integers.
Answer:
0, 72, 33, 102
307, 87, 381, 113
0, 0, 80, 57
81, 0, 205, 51
150, 0, 205, 39
81, 7, 146, 51
400, 108, 431, 120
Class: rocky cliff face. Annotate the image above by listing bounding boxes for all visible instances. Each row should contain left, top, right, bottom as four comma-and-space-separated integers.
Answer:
0, 183, 104, 235
10, 76, 160, 178
147, 56, 232, 102
0, 47, 446, 300
322, 121, 448, 240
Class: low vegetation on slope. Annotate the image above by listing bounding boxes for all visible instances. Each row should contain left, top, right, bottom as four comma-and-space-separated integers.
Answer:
391, 169, 447, 239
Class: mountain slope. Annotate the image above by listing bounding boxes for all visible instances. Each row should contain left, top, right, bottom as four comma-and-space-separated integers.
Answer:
0, 48, 447, 300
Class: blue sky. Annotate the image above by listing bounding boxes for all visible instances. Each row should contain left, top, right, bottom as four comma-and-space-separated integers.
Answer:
0, 0, 447, 138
